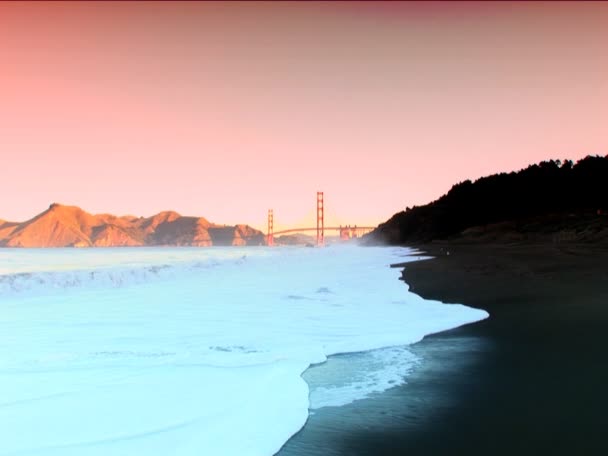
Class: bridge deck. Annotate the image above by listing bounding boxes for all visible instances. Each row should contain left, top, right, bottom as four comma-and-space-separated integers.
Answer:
272, 226, 375, 236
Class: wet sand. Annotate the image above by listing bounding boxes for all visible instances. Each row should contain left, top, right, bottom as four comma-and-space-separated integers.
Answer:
396, 242, 608, 455
280, 242, 608, 455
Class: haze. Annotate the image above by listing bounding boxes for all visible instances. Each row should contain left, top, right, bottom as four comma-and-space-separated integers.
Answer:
1, 1, 607, 231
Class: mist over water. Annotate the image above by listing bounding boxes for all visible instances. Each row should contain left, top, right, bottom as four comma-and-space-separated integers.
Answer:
0, 246, 487, 456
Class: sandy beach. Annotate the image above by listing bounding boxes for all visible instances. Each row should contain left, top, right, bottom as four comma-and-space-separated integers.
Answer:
396, 241, 608, 455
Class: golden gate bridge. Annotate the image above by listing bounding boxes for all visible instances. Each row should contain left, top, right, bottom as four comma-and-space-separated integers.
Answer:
266, 192, 375, 246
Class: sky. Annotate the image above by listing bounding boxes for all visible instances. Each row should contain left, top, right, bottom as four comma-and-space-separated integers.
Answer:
1, 1, 607, 231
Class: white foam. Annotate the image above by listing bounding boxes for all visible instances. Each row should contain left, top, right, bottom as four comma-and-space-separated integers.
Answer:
0, 246, 488, 456
306, 346, 420, 409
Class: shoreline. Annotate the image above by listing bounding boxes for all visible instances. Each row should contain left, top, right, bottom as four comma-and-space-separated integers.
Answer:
396, 241, 608, 455
280, 241, 608, 455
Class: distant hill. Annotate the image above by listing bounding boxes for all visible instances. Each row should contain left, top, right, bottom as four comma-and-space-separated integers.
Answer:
366, 155, 608, 245
0, 204, 265, 247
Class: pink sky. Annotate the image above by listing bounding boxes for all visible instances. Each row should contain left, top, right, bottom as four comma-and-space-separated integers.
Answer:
1, 1, 607, 231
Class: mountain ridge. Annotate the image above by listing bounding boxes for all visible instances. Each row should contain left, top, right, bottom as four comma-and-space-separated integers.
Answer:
0, 204, 265, 248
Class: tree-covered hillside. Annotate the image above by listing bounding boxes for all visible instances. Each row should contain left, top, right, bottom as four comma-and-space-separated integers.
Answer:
367, 155, 608, 244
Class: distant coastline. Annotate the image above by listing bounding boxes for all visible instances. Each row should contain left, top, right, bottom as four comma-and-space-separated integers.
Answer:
0, 203, 265, 248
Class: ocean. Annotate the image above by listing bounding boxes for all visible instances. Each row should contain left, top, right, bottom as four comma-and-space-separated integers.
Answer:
0, 245, 486, 455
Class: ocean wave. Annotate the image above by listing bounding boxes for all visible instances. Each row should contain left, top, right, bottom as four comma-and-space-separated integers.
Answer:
0, 246, 488, 456
0, 256, 248, 297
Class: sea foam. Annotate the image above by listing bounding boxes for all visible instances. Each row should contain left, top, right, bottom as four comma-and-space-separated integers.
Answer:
0, 246, 488, 456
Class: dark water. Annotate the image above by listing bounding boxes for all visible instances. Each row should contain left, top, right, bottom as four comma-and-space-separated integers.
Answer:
278, 327, 490, 456
279, 295, 608, 456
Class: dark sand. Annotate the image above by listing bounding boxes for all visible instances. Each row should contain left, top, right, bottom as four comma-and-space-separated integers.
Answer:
397, 242, 608, 455
280, 242, 608, 455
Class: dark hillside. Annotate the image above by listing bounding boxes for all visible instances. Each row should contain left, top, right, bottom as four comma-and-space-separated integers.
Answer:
366, 155, 608, 244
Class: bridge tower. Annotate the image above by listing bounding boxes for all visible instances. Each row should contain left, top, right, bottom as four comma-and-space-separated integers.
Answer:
267, 209, 274, 246
316, 192, 324, 246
